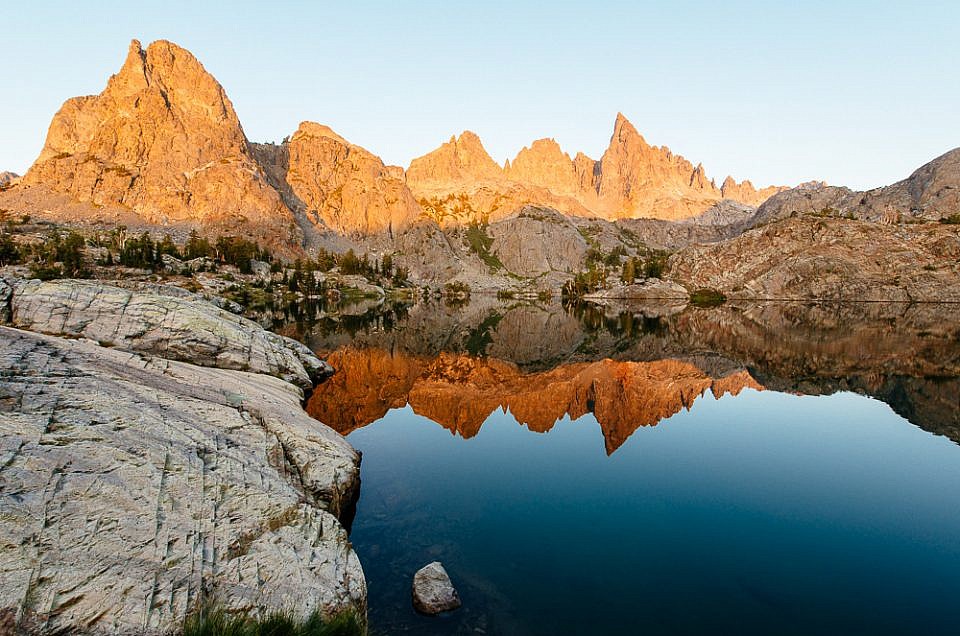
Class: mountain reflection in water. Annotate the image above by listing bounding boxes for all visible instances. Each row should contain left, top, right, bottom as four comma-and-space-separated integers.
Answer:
289, 297, 960, 635
308, 351, 762, 454
298, 297, 960, 448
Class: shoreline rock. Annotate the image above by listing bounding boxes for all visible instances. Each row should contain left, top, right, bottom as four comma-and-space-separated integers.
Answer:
0, 281, 364, 633
5, 277, 332, 388
584, 279, 689, 301
412, 562, 461, 615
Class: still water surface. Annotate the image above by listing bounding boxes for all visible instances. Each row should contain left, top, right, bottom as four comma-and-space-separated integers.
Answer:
294, 299, 960, 634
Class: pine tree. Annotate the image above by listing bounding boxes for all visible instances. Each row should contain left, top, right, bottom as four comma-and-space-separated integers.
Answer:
621, 258, 636, 284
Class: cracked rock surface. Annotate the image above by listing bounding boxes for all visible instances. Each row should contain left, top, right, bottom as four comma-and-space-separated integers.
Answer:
5, 277, 331, 388
0, 289, 363, 633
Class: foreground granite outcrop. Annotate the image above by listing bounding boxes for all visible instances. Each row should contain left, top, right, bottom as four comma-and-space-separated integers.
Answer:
0, 282, 364, 634
4, 278, 330, 389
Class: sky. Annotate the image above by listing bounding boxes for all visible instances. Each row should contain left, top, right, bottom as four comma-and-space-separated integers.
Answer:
2, 1, 958, 190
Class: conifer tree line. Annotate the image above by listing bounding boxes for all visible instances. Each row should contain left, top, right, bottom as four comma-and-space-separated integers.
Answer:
561, 249, 669, 299
0, 219, 409, 287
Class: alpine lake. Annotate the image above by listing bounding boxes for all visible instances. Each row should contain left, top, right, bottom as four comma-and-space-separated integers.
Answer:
269, 296, 960, 635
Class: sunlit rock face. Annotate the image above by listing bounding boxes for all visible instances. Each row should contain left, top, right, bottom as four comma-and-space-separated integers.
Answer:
407, 131, 503, 192
20, 38, 424, 243
720, 176, 788, 207
22, 39, 299, 248
407, 131, 595, 226
594, 113, 722, 220
254, 122, 422, 236
505, 138, 586, 198
307, 347, 762, 454
406, 113, 784, 225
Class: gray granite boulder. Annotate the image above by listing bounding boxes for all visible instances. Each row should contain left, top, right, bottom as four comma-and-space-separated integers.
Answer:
412, 562, 461, 615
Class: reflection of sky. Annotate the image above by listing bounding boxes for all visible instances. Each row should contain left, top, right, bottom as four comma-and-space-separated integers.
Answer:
350, 389, 960, 635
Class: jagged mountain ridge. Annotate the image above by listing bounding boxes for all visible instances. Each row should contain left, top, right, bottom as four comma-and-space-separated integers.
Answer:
11, 38, 785, 244
10, 37, 959, 301
408, 113, 787, 224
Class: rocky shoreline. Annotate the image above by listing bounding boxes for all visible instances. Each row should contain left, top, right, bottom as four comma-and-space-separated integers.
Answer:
0, 278, 365, 634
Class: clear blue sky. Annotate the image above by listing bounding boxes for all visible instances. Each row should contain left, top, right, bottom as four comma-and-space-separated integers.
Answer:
2, 1, 957, 190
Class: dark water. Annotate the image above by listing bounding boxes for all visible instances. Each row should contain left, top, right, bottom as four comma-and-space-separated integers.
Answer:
296, 299, 960, 635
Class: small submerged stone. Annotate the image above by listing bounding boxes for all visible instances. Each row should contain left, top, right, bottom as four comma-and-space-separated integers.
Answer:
412, 561, 461, 615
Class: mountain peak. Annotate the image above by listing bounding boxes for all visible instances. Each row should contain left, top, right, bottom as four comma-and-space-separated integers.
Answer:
519, 138, 567, 159
530, 137, 561, 149
15, 38, 790, 239
22, 38, 297, 247
110, 38, 149, 92
505, 137, 579, 194
275, 121, 420, 236
720, 175, 788, 206
457, 130, 484, 144
612, 112, 644, 145
292, 121, 349, 145
407, 129, 502, 189
597, 113, 721, 218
